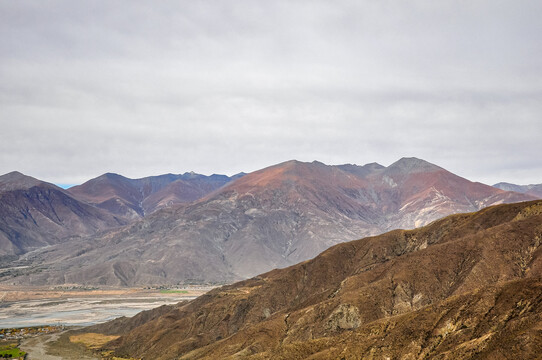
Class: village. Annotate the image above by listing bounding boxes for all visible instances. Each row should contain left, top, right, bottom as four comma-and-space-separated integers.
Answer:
0, 326, 64, 359
0, 325, 64, 340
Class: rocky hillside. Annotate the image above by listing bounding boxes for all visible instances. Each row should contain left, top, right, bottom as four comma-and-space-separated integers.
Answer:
95, 200, 542, 359
0, 172, 125, 259
3, 158, 535, 286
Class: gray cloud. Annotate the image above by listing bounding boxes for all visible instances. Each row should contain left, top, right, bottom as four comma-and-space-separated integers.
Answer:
1, 0, 541, 185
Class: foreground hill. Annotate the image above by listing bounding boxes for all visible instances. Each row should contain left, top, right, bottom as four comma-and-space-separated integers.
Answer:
92, 200, 542, 359
68, 172, 243, 219
494, 181, 542, 198
0, 172, 125, 259
5, 158, 535, 286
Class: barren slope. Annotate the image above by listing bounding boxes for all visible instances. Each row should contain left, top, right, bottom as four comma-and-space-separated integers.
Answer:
98, 200, 542, 360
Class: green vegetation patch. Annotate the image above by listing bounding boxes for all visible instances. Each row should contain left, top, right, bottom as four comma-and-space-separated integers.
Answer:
159, 289, 188, 294
0, 343, 26, 358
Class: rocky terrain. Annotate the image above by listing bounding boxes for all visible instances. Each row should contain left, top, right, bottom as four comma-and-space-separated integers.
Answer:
1, 158, 536, 286
88, 200, 542, 359
0, 172, 125, 259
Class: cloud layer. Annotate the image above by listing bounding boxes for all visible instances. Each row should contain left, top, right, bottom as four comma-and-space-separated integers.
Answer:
1, 1, 541, 185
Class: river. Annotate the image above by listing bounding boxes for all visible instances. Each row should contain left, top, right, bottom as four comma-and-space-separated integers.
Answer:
0, 294, 196, 328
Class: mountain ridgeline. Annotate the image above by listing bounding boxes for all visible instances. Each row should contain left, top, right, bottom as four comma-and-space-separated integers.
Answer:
0, 170, 242, 261
1, 158, 536, 286
67, 171, 245, 219
493, 181, 542, 198
0, 172, 126, 258
92, 200, 542, 359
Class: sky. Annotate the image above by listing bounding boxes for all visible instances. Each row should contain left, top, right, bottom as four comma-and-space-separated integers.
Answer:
1, 1, 541, 186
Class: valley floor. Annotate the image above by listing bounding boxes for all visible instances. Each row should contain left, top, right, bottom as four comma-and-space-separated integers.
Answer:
0, 285, 213, 359
19, 330, 100, 360
0, 285, 212, 331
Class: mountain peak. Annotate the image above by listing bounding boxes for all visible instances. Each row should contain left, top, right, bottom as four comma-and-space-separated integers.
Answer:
386, 157, 442, 174
221, 159, 343, 193
99, 172, 127, 180
493, 182, 522, 192
265, 159, 314, 174
336, 162, 385, 177
2, 170, 24, 177
0, 171, 45, 191
181, 171, 202, 179
493, 182, 542, 197
364, 162, 385, 169
280, 159, 303, 166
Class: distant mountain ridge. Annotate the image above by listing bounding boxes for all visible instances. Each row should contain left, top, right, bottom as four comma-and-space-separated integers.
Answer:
0, 171, 126, 258
4, 158, 536, 286
494, 181, 542, 198
0, 169, 242, 259
68, 171, 244, 219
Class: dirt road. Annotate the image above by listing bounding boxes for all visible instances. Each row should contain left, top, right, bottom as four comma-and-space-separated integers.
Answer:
19, 331, 99, 360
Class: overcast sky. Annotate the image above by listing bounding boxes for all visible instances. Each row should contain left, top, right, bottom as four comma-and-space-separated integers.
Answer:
1, 1, 541, 186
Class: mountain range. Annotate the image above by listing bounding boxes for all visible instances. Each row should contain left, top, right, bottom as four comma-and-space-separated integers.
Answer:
1, 158, 537, 286
67, 172, 245, 219
493, 181, 542, 198
88, 199, 542, 359
0, 171, 125, 260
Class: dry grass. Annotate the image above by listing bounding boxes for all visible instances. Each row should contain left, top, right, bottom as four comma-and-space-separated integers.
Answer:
69, 333, 120, 350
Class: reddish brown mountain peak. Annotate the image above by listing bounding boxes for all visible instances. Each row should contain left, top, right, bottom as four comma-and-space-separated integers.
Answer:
224, 159, 359, 192
223, 162, 292, 190
282, 159, 330, 174
276, 159, 312, 170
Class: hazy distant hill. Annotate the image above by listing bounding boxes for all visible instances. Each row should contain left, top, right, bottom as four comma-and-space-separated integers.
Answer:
5, 158, 534, 286
0, 171, 125, 258
494, 181, 542, 198
97, 200, 542, 360
68, 172, 244, 219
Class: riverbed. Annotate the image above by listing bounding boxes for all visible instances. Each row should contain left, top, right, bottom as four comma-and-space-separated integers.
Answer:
1, 295, 195, 328
0, 286, 209, 328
